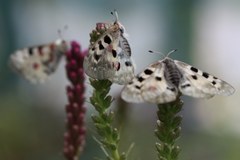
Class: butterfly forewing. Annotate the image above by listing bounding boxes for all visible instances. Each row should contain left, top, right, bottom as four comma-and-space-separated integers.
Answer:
140, 63, 178, 103
175, 60, 235, 97
121, 61, 178, 103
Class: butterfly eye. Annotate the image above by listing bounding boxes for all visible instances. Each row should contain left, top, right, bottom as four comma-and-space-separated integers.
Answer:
118, 22, 126, 34
120, 28, 124, 33
119, 26, 125, 34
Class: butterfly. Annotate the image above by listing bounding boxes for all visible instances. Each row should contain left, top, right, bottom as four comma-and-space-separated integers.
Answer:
9, 39, 68, 83
121, 50, 235, 104
83, 10, 135, 85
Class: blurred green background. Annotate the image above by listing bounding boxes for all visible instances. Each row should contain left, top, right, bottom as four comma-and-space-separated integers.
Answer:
1, 0, 240, 160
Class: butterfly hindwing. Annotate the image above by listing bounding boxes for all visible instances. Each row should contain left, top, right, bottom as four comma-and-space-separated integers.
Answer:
110, 36, 135, 84
120, 78, 145, 103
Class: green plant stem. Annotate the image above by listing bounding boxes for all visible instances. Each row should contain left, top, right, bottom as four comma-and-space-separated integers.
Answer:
155, 97, 183, 160
89, 79, 124, 160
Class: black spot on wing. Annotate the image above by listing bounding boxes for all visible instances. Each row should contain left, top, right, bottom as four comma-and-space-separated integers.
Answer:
155, 76, 162, 81
135, 85, 141, 90
29, 47, 33, 55
212, 81, 216, 85
213, 76, 218, 79
38, 45, 43, 54
192, 75, 197, 80
116, 62, 120, 71
167, 87, 176, 92
94, 53, 101, 61
91, 47, 95, 51
112, 49, 117, 58
202, 72, 209, 78
137, 76, 144, 82
181, 84, 191, 89
128, 81, 133, 85
144, 69, 153, 75
190, 67, 198, 73
104, 35, 112, 44
125, 61, 132, 66
98, 41, 104, 50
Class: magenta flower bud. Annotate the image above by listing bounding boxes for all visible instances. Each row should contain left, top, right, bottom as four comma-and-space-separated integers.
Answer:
69, 59, 77, 69
69, 72, 77, 82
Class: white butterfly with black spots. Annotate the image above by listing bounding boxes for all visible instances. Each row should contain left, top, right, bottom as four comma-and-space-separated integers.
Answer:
121, 50, 235, 104
10, 39, 68, 83
83, 10, 135, 85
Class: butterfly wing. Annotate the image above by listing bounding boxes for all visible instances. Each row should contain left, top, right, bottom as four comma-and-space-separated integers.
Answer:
10, 49, 48, 83
175, 60, 235, 98
83, 29, 121, 80
121, 61, 178, 103
110, 36, 135, 84
9, 39, 67, 83
121, 78, 145, 103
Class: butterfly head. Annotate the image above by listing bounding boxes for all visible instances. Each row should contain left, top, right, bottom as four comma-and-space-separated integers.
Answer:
54, 39, 68, 52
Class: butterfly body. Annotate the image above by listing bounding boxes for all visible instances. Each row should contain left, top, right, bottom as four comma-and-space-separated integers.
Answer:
121, 56, 235, 104
10, 39, 67, 83
83, 11, 134, 85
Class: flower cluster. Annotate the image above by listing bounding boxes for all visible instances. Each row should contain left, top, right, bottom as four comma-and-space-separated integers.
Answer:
63, 41, 87, 160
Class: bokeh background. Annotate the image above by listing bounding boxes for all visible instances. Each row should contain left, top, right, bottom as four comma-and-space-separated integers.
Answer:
1, 0, 240, 160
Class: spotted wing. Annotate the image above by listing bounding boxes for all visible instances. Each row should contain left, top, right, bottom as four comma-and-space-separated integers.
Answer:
83, 33, 119, 80
110, 36, 135, 85
121, 61, 178, 104
9, 39, 66, 83
175, 60, 235, 98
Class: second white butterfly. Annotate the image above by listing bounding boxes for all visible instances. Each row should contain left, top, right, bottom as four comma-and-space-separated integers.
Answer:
121, 50, 235, 104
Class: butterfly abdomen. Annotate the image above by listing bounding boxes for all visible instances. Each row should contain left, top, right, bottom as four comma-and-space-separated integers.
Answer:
164, 59, 182, 87
120, 36, 131, 56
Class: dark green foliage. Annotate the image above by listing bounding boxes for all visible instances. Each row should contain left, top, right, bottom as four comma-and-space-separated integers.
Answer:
89, 79, 125, 160
155, 98, 183, 160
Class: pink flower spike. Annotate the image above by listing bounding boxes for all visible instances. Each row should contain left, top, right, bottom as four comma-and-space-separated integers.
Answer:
64, 41, 87, 160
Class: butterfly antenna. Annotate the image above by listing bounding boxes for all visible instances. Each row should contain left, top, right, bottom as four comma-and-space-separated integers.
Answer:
111, 9, 119, 22
149, 49, 177, 58
166, 49, 177, 57
148, 50, 165, 58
